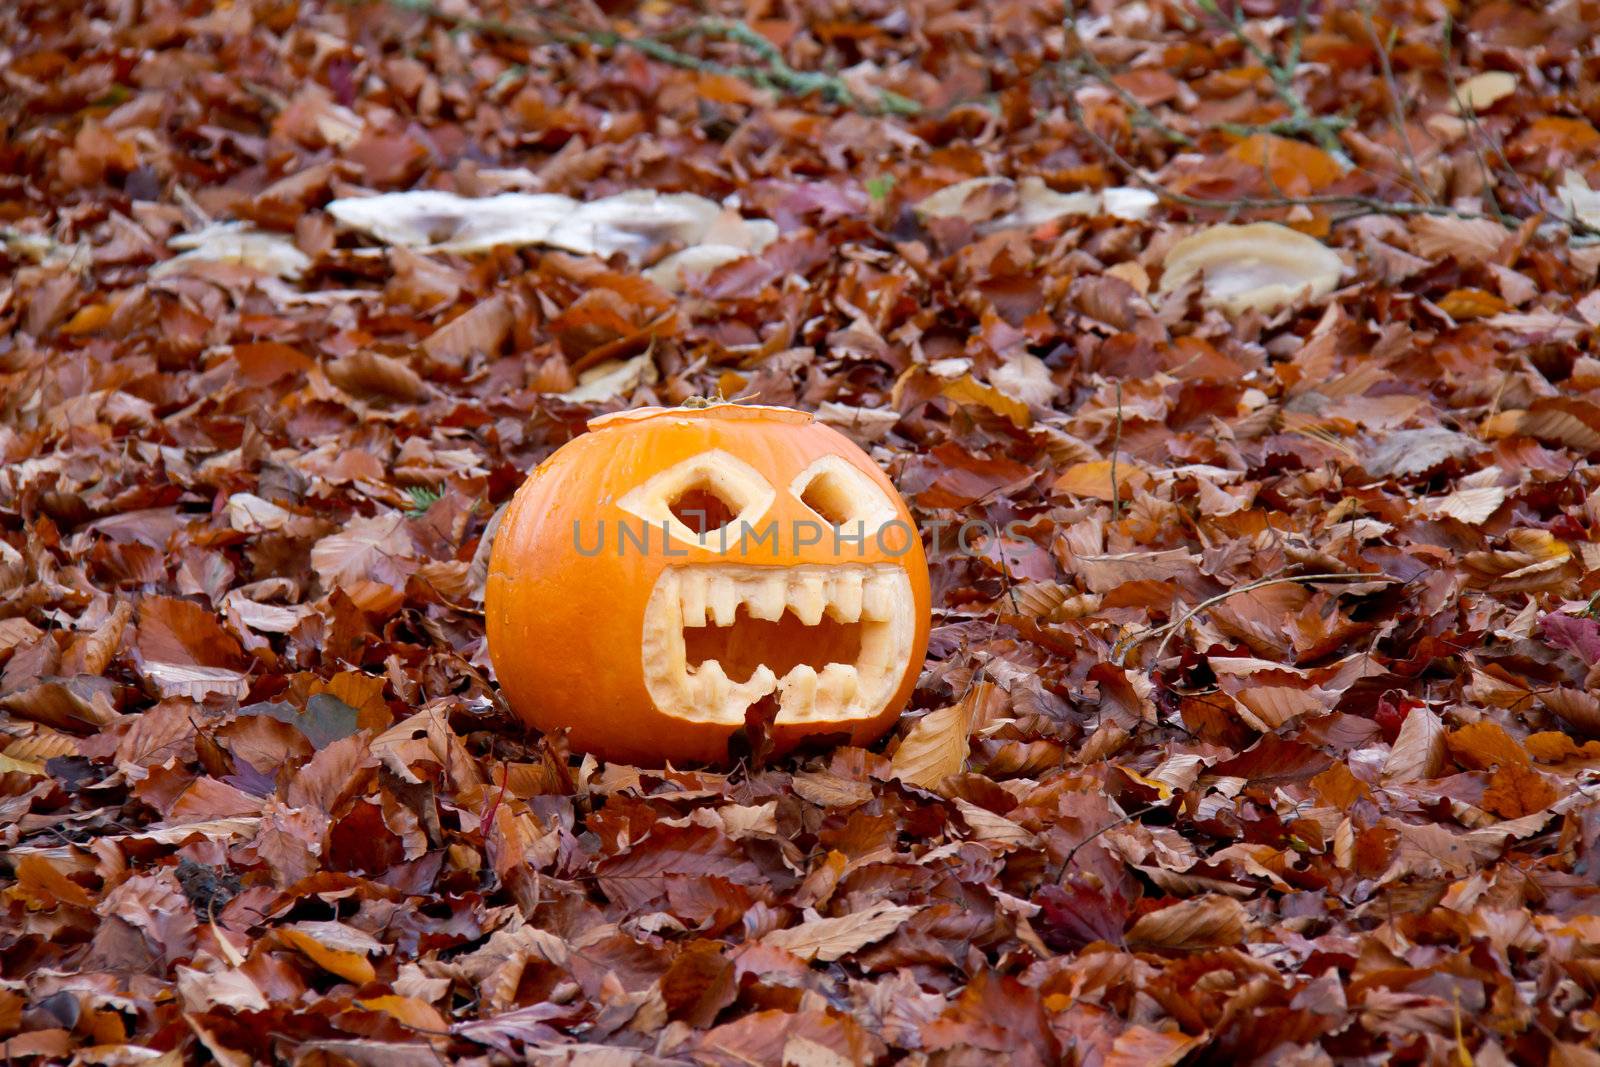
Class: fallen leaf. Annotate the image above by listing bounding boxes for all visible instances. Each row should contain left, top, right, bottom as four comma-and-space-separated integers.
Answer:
761, 903, 920, 961
1126, 894, 1249, 949
279, 923, 381, 984
1452, 70, 1516, 112
891, 683, 995, 788
154, 222, 311, 279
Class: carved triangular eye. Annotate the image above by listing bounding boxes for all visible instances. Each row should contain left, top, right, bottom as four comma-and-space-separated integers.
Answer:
618, 450, 775, 549
790, 456, 898, 531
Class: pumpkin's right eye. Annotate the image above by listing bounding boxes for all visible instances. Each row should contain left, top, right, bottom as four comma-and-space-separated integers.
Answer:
790, 455, 899, 532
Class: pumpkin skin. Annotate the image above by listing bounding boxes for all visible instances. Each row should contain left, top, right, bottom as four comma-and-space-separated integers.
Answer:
486, 404, 931, 765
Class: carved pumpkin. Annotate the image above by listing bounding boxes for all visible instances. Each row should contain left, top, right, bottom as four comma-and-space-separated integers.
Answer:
486, 404, 931, 765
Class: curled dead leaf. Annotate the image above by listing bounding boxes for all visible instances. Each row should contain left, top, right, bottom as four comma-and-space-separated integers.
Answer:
1381, 706, 1446, 782
760, 902, 920, 962
154, 222, 311, 280
890, 682, 999, 789
1126, 894, 1249, 949
1452, 70, 1517, 113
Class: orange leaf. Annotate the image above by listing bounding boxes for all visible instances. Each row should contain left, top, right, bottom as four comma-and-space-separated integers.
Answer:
1052, 460, 1147, 501
357, 995, 449, 1032
939, 375, 1031, 428
1437, 288, 1509, 319
1524, 731, 1600, 762
1517, 116, 1600, 155
60, 303, 114, 335
1227, 134, 1343, 193
278, 927, 378, 984
11, 855, 96, 910
1481, 763, 1557, 819
1105, 1026, 1201, 1067
1445, 721, 1528, 771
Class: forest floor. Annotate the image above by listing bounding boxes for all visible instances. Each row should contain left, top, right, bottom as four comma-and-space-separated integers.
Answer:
3, 0, 1600, 1064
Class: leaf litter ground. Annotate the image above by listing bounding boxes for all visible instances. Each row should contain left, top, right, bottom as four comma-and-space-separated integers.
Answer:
2, 0, 1600, 1064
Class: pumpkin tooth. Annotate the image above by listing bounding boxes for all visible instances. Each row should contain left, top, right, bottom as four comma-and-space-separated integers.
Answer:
818, 663, 858, 713
827, 571, 863, 622
862, 574, 895, 620
779, 663, 819, 716
678, 570, 708, 627
696, 659, 731, 704
744, 573, 787, 621
707, 575, 739, 626
746, 664, 779, 703
789, 575, 827, 625
857, 622, 894, 671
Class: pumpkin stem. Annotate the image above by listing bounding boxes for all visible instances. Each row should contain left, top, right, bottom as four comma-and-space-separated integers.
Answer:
681, 388, 761, 410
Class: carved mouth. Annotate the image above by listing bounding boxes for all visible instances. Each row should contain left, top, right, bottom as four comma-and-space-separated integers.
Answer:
641, 564, 915, 725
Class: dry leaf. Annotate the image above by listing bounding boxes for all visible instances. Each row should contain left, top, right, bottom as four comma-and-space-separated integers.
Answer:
1452, 71, 1517, 112
1126, 894, 1249, 949
421, 293, 512, 365
155, 222, 311, 279
760, 903, 920, 961
891, 683, 996, 789
1382, 707, 1446, 782
278, 923, 382, 984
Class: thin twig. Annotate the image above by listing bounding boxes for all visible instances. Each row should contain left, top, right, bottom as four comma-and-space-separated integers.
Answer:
1360, 3, 1432, 204
1195, 0, 1345, 157
381, 0, 919, 115
1055, 802, 1160, 882
1064, 0, 1192, 145
1113, 572, 1399, 667
1108, 380, 1124, 519
1059, 74, 1493, 224
1441, 16, 1552, 228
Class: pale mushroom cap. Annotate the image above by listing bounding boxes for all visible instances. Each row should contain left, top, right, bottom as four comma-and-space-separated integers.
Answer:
1158, 221, 1344, 316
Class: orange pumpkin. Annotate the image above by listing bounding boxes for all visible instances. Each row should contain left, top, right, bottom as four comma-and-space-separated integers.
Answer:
486, 403, 931, 765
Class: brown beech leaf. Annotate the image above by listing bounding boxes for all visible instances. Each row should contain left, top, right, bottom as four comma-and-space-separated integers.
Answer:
176, 965, 270, 1013
1540, 687, 1600, 738
1408, 214, 1508, 264
1126, 894, 1250, 949
59, 601, 132, 676
1104, 1026, 1202, 1067
1382, 706, 1446, 782
1481, 397, 1600, 453
326, 351, 431, 402
761, 902, 920, 962
311, 513, 418, 594
421, 292, 512, 367
891, 682, 998, 789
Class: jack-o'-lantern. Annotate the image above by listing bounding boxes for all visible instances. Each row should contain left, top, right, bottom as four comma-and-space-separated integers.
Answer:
486, 403, 931, 765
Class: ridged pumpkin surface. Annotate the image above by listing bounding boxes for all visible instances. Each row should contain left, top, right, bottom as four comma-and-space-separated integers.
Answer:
486, 404, 931, 765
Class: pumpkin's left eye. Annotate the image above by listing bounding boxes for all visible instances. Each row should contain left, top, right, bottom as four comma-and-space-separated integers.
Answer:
790, 456, 899, 531
618, 450, 776, 549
